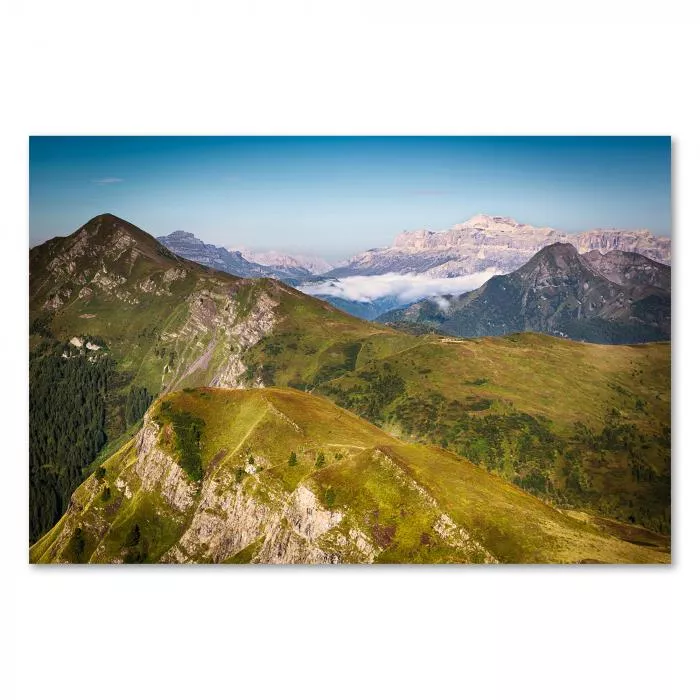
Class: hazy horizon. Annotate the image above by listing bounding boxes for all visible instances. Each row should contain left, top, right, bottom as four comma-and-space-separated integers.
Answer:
29, 136, 671, 257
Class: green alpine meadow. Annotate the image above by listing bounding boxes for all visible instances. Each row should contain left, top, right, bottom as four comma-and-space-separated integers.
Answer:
29, 212, 671, 564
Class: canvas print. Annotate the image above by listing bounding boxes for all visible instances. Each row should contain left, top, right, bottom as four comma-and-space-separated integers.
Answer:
28, 136, 671, 564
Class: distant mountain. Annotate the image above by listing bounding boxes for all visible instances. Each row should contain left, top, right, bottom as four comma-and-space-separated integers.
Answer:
582, 248, 671, 290
380, 243, 671, 344
157, 230, 276, 278
328, 214, 671, 278
157, 231, 332, 283
237, 248, 333, 276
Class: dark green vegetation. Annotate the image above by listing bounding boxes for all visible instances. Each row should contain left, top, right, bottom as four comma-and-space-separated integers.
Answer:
29, 340, 113, 541
153, 401, 205, 481
125, 386, 153, 425
380, 243, 671, 344
30, 388, 670, 564
67, 527, 86, 563
29, 214, 671, 561
28, 337, 156, 541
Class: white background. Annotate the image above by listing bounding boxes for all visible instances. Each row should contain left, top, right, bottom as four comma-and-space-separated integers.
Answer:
2, 2, 699, 698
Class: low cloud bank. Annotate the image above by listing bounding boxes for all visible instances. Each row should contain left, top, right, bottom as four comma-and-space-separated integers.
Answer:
297, 269, 499, 305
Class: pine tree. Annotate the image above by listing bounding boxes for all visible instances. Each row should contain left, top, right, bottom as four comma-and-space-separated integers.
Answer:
125, 523, 141, 547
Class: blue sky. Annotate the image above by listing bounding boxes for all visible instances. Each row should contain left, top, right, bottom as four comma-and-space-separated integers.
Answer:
29, 136, 671, 258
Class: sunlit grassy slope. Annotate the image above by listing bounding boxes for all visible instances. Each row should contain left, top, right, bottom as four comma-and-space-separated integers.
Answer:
246, 325, 671, 533
30, 388, 669, 564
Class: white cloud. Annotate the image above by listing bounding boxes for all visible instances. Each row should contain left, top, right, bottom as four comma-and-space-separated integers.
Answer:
91, 177, 124, 185
434, 296, 451, 311
297, 269, 499, 305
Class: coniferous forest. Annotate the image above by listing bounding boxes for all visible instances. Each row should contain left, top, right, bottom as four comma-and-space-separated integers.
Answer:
29, 341, 114, 541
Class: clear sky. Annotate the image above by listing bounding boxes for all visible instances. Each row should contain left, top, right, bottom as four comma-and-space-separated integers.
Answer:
29, 136, 671, 259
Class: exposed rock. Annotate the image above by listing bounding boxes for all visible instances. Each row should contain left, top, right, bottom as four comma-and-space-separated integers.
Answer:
210, 291, 279, 388
286, 486, 343, 542
133, 420, 198, 512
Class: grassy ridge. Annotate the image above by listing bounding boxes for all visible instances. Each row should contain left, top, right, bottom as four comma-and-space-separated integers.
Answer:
246, 329, 671, 533
30, 388, 669, 564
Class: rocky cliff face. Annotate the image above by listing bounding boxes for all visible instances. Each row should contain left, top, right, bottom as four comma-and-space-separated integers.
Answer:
330, 214, 671, 278
582, 249, 671, 291
380, 243, 671, 344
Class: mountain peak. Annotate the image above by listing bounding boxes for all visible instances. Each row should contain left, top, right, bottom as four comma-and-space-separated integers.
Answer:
162, 230, 199, 243
521, 241, 581, 273
461, 214, 521, 229
72, 213, 168, 254
81, 212, 143, 234
535, 240, 578, 256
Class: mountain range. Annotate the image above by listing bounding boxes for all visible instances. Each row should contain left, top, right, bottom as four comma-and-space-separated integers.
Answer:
327, 214, 671, 278
29, 213, 671, 562
380, 243, 671, 344
157, 230, 274, 277
236, 247, 333, 276
157, 230, 328, 281
157, 215, 671, 325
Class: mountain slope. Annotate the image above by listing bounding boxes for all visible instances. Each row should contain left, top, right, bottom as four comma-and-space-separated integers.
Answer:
29, 214, 671, 545
328, 214, 671, 278
29, 213, 375, 539
31, 214, 287, 398
379, 243, 671, 344
30, 387, 669, 564
308, 332, 671, 534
